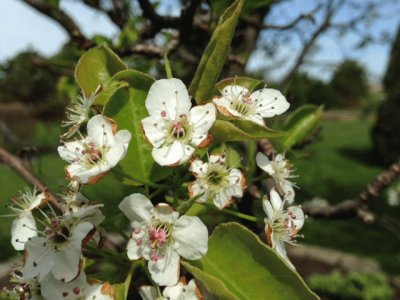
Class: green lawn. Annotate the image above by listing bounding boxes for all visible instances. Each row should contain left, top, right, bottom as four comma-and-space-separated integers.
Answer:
290, 119, 400, 274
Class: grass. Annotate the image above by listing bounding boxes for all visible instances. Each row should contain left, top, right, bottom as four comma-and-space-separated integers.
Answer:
290, 119, 400, 274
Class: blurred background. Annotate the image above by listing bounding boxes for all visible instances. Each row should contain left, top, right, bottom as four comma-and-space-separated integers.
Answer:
0, 0, 400, 299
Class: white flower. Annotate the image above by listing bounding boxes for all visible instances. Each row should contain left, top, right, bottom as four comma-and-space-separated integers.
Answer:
141, 78, 216, 166
263, 189, 304, 270
5, 267, 43, 300
256, 152, 296, 204
41, 271, 86, 300
83, 279, 116, 300
9, 188, 48, 251
61, 85, 102, 139
23, 214, 95, 282
119, 194, 208, 286
58, 114, 131, 184
188, 154, 246, 209
140, 279, 200, 300
213, 84, 290, 126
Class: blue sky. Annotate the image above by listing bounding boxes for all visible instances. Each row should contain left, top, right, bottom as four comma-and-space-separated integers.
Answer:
1, 0, 399, 83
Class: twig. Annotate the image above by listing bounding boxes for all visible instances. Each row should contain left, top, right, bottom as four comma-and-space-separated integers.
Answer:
0, 146, 61, 209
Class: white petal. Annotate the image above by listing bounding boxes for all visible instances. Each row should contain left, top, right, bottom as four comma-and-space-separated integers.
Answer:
24, 237, 56, 282
221, 85, 250, 98
256, 152, 274, 175
269, 189, 283, 211
154, 204, 179, 224
118, 193, 153, 227
114, 129, 132, 146
252, 88, 290, 118
213, 188, 233, 209
152, 141, 194, 166
84, 280, 115, 300
282, 181, 295, 204
28, 192, 47, 210
163, 282, 184, 299
189, 103, 216, 146
41, 272, 86, 300
58, 141, 84, 163
87, 115, 115, 147
52, 222, 94, 282
66, 162, 108, 184
209, 154, 225, 165
148, 247, 180, 286
274, 240, 295, 270
104, 140, 126, 168
11, 212, 37, 251
142, 116, 167, 148
139, 285, 159, 300
146, 78, 191, 120
245, 113, 265, 126
173, 216, 208, 260
213, 96, 243, 118
72, 205, 105, 226
288, 206, 305, 230
189, 159, 208, 177
262, 200, 274, 220
188, 182, 207, 203
127, 235, 150, 260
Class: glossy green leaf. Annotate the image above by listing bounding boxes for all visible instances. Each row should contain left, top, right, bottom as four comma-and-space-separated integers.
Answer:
103, 70, 172, 185
189, 0, 244, 104
215, 76, 264, 94
280, 104, 323, 150
211, 0, 272, 15
75, 45, 127, 99
210, 119, 287, 143
183, 222, 319, 300
113, 264, 134, 300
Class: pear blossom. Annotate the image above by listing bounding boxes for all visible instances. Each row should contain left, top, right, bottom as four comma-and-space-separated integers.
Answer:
83, 279, 116, 300
141, 78, 216, 166
61, 85, 102, 139
58, 114, 131, 184
213, 84, 290, 126
256, 152, 296, 203
119, 193, 208, 286
188, 154, 246, 209
4, 267, 43, 300
23, 212, 95, 283
263, 189, 304, 270
139, 279, 200, 300
9, 188, 48, 251
40, 271, 87, 300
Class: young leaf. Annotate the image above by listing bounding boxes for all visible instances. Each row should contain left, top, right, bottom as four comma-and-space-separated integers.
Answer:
210, 120, 286, 143
189, 0, 244, 104
164, 50, 173, 79
183, 222, 319, 300
211, 0, 272, 16
103, 70, 173, 185
75, 45, 127, 101
279, 104, 323, 151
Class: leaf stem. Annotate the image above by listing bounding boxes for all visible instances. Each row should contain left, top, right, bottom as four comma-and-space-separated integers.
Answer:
199, 202, 260, 223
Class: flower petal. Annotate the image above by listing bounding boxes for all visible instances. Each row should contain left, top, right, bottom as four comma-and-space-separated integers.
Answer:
57, 141, 85, 163
256, 152, 274, 175
119, 193, 153, 227
152, 140, 194, 166
269, 189, 283, 211
127, 234, 150, 260
252, 88, 290, 118
24, 237, 56, 281
66, 162, 109, 184
282, 181, 295, 204
141, 116, 167, 148
84, 280, 115, 300
11, 212, 37, 251
189, 103, 216, 147
213, 188, 234, 209
221, 84, 250, 98
146, 78, 191, 120
288, 206, 305, 230
189, 159, 208, 177
52, 222, 94, 282
154, 204, 179, 224
41, 272, 86, 300
188, 182, 207, 203
262, 200, 274, 220
148, 247, 180, 286
173, 216, 208, 260
87, 115, 116, 147
274, 240, 295, 270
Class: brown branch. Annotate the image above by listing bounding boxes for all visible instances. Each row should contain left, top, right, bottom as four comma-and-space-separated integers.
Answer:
82, 0, 128, 29
22, 0, 93, 49
0, 146, 60, 209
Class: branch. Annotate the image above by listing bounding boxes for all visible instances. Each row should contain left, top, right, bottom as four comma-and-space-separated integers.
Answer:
82, 0, 128, 29
138, 0, 180, 38
0, 146, 61, 209
22, 0, 93, 49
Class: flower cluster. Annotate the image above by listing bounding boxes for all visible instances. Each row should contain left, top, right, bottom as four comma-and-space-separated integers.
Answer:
257, 152, 305, 269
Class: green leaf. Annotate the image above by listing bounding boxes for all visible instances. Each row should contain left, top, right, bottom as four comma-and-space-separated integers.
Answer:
164, 50, 173, 79
113, 264, 135, 300
75, 45, 127, 98
183, 222, 319, 300
189, 0, 244, 104
210, 119, 287, 143
280, 104, 323, 151
103, 70, 173, 185
211, 0, 272, 15
215, 76, 264, 95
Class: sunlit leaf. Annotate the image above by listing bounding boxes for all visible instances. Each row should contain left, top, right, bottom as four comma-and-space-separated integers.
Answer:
211, 0, 272, 15
183, 222, 319, 300
189, 0, 244, 104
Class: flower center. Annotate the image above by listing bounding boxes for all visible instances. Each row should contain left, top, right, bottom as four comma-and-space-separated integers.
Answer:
205, 165, 229, 190
81, 141, 103, 163
165, 114, 193, 144
271, 209, 301, 243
